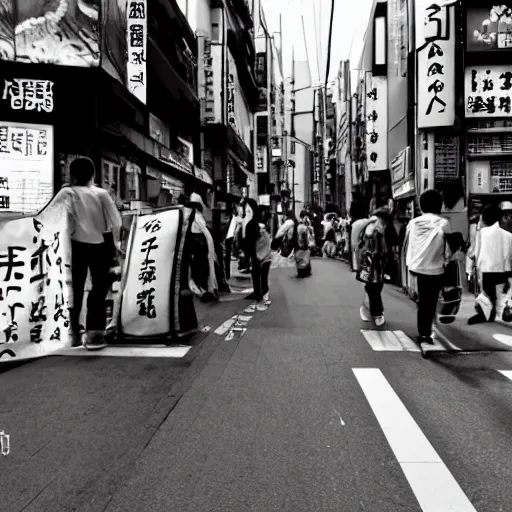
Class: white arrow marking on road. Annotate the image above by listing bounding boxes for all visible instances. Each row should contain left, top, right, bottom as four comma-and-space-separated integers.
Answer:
353, 368, 477, 512
499, 370, 512, 381
492, 334, 512, 347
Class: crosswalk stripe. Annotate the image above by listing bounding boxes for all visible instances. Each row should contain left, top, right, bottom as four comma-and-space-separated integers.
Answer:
361, 330, 421, 352
353, 368, 477, 512
56, 345, 192, 358
499, 370, 512, 381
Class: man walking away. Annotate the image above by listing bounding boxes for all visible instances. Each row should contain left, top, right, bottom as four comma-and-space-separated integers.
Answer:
469, 204, 512, 324
405, 190, 450, 345
53, 157, 122, 350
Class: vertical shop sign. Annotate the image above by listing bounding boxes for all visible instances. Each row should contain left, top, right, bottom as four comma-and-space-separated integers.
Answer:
2, 79, 54, 113
465, 66, 512, 117
416, 1, 456, 128
365, 73, 388, 171
126, 0, 147, 104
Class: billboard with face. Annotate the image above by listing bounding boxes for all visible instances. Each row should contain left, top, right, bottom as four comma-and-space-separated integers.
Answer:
0, 0, 100, 66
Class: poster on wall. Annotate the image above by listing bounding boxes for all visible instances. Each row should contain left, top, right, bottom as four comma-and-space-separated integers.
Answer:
467, 5, 512, 52
365, 73, 388, 172
416, 1, 456, 128
0, 205, 73, 363
119, 207, 197, 339
0, 0, 99, 66
465, 66, 512, 118
0, 122, 54, 214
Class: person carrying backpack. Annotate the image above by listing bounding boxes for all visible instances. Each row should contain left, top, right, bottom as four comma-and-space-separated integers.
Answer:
405, 190, 451, 344
244, 198, 272, 311
355, 206, 398, 326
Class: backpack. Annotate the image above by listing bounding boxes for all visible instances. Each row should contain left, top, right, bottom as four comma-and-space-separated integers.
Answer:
356, 218, 388, 284
256, 224, 272, 262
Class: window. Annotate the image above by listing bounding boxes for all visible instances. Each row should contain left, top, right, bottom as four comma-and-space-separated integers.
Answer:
102, 159, 121, 197
124, 161, 141, 200
290, 141, 296, 155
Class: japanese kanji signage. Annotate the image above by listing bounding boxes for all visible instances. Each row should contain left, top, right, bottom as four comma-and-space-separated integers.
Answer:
416, 1, 456, 129
120, 209, 181, 337
465, 66, 512, 118
199, 36, 220, 124
0, 122, 54, 214
126, 0, 147, 104
2, 79, 54, 113
365, 73, 388, 172
0, 207, 73, 363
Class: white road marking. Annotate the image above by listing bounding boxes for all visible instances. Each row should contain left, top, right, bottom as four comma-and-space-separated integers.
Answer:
244, 305, 256, 313
56, 345, 192, 358
431, 326, 462, 351
493, 334, 512, 347
361, 330, 420, 352
499, 370, 512, 381
333, 407, 345, 426
214, 318, 236, 335
353, 368, 477, 512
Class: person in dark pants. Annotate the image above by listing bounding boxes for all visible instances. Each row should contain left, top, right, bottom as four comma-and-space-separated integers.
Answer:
405, 190, 451, 344
52, 157, 122, 350
244, 199, 272, 309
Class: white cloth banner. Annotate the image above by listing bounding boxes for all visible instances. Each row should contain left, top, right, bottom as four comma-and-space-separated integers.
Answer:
0, 204, 72, 363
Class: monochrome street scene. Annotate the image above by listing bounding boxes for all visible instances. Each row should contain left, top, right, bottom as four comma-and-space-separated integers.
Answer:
1, 0, 512, 511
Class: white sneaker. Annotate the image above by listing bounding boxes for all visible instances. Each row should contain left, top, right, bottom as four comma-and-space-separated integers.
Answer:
374, 315, 385, 327
360, 306, 372, 322
263, 293, 271, 305
256, 302, 268, 312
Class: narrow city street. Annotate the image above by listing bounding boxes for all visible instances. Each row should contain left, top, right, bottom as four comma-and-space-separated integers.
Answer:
2, 259, 512, 512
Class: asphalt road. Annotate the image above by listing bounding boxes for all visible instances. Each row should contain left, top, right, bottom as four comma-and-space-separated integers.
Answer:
2, 258, 512, 511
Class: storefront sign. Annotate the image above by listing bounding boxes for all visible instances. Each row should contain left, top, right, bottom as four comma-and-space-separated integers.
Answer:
120, 208, 189, 337
126, 0, 147, 104
467, 5, 512, 52
0, 122, 53, 214
194, 167, 213, 185
417, 2, 456, 128
391, 146, 414, 199
0, 208, 72, 363
465, 66, 512, 117
199, 37, 221, 125
2, 79, 54, 113
365, 73, 388, 171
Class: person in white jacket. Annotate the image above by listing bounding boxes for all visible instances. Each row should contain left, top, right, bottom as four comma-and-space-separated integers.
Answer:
469, 204, 512, 324
405, 190, 451, 344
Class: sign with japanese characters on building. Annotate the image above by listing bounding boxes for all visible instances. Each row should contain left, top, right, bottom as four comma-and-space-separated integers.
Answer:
120, 209, 181, 337
416, 1, 456, 128
0, 122, 54, 214
2, 79, 54, 113
0, 206, 73, 364
365, 73, 388, 172
126, 0, 147, 104
465, 66, 512, 117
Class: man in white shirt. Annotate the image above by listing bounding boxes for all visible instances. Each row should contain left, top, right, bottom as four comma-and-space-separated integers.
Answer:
53, 157, 122, 350
470, 204, 512, 324
405, 190, 450, 344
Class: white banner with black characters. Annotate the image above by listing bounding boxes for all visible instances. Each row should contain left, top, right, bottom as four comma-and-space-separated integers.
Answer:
416, 1, 456, 129
119, 207, 197, 339
365, 73, 388, 172
126, 0, 147, 104
0, 207, 73, 363
465, 65, 512, 118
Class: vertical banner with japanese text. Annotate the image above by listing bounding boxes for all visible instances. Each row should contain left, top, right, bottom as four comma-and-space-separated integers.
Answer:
416, 1, 456, 128
0, 205, 72, 363
120, 207, 195, 338
126, 0, 147, 104
365, 73, 388, 172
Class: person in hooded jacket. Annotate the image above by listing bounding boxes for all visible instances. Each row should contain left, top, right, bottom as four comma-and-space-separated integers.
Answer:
405, 190, 451, 344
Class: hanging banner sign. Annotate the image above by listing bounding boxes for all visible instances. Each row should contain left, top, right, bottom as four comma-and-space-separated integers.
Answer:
126, 0, 147, 104
365, 73, 388, 171
417, 2, 456, 128
465, 65, 512, 117
0, 205, 73, 363
119, 207, 196, 339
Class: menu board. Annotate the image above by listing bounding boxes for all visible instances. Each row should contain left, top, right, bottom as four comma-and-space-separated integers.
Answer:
435, 136, 459, 181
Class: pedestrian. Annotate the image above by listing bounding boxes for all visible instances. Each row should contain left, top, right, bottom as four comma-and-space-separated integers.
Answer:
349, 201, 369, 272
295, 211, 313, 277
244, 199, 272, 310
224, 204, 242, 280
405, 189, 451, 344
356, 206, 398, 327
53, 157, 122, 350
469, 203, 512, 324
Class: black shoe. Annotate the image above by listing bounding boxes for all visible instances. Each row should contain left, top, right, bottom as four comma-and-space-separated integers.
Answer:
416, 335, 434, 345
468, 314, 486, 325
245, 293, 257, 300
